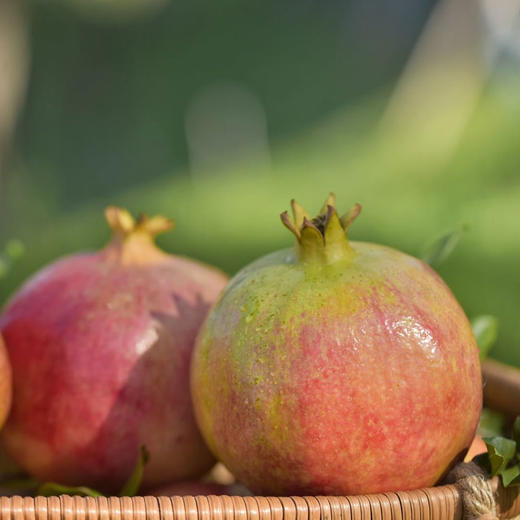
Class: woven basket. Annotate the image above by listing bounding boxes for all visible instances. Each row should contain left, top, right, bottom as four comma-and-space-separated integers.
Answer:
1, 359, 519, 520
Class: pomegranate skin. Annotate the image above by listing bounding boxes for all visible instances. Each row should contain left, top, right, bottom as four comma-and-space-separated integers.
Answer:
191, 199, 482, 496
0, 209, 228, 492
0, 335, 12, 431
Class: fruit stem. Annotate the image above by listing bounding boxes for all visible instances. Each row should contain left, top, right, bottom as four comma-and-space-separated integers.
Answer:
281, 194, 361, 265
103, 206, 174, 265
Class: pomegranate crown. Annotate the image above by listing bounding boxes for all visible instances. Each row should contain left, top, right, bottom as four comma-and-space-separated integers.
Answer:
281, 193, 361, 264
105, 206, 174, 238
103, 206, 174, 264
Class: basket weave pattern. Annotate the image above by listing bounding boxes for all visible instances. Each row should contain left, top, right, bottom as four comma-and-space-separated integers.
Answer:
0, 482, 519, 520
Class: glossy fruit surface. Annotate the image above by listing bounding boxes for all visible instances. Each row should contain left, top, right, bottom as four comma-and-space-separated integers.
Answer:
0, 208, 228, 492
191, 195, 482, 495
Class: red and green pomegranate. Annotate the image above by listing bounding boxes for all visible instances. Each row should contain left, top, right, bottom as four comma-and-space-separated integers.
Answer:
191, 195, 482, 496
0, 207, 228, 492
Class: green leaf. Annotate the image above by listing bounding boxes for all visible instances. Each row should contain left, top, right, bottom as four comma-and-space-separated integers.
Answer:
38, 482, 103, 497
421, 226, 467, 267
474, 452, 491, 473
0, 477, 39, 490
478, 408, 506, 438
483, 437, 517, 476
118, 445, 149, 497
513, 416, 520, 445
471, 315, 499, 360
500, 464, 520, 487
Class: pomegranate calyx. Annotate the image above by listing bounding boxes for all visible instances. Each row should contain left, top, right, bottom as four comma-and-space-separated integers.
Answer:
103, 206, 174, 265
280, 194, 362, 265
105, 206, 174, 238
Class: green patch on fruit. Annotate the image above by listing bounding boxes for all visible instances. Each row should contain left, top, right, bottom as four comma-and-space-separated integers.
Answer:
267, 393, 291, 445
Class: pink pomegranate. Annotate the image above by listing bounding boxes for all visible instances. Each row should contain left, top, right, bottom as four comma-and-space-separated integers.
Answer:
191, 195, 482, 496
0, 207, 228, 492
0, 335, 11, 431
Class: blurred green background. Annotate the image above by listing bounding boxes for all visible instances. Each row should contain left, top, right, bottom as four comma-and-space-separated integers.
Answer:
0, 0, 519, 365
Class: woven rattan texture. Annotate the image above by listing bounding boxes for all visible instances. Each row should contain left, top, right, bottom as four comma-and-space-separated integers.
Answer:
0, 484, 518, 520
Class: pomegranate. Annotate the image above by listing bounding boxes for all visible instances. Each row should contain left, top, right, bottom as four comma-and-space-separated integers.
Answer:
0, 207, 228, 492
191, 195, 482, 496
0, 335, 11, 431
